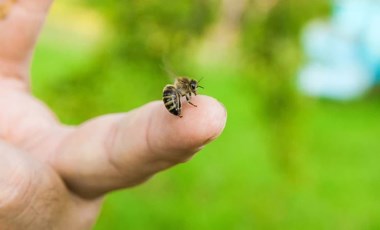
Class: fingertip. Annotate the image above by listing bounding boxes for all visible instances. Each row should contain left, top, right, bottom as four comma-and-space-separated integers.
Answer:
149, 95, 227, 156
183, 95, 227, 145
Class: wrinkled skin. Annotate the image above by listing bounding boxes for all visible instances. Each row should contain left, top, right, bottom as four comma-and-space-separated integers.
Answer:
0, 0, 227, 229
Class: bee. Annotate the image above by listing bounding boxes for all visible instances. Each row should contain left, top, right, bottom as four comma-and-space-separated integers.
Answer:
162, 77, 203, 118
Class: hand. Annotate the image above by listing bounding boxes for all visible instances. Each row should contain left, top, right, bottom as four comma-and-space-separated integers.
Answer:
0, 1, 227, 229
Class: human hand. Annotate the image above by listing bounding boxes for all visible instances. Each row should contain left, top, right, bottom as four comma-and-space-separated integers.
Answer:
0, 0, 226, 229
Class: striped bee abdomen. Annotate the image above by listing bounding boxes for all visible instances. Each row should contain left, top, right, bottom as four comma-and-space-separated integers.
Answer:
163, 85, 182, 117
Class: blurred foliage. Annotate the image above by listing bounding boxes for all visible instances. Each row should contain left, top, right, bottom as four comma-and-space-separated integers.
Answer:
82, 0, 218, 69
31, 0, 380, 229
240, 0, 330, 173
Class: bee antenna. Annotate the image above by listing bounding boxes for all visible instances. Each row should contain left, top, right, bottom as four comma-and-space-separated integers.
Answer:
198, 85, 204, 89
198, 77, 204, 83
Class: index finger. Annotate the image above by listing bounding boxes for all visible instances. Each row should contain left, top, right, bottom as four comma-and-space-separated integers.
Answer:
0, 0, 53, 81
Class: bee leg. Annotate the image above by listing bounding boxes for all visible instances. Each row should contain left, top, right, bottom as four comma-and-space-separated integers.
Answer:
186, 94, 197, 107
188, 101, 197, 107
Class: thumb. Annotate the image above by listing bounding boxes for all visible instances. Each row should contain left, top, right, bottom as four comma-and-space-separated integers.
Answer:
53, 96, 227, 198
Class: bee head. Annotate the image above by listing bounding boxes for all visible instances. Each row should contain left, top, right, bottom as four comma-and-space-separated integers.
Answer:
190, 79, 197, 90
190, 78, 204, 95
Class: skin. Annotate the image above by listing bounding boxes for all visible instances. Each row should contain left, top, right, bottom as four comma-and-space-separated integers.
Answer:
0, 0, 227, 229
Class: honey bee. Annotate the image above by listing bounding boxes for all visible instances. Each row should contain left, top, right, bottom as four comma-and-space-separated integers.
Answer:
162, 77, 203, 117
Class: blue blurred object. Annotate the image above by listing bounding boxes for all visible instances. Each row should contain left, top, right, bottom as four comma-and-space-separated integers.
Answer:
298, 0, 380, 100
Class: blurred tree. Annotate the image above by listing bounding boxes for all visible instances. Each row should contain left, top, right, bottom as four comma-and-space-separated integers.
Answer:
239, 0, 330, 174
196, 0, 247, 64
87, 0, 218, 67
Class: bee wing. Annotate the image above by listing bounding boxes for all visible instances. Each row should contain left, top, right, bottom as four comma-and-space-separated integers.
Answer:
160, 58, 180, 82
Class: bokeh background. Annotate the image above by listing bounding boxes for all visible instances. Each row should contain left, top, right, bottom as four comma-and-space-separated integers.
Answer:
32, 0, 380, 229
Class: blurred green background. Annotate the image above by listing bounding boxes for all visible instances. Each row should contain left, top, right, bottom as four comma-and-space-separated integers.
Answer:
31, 0, 380, 229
